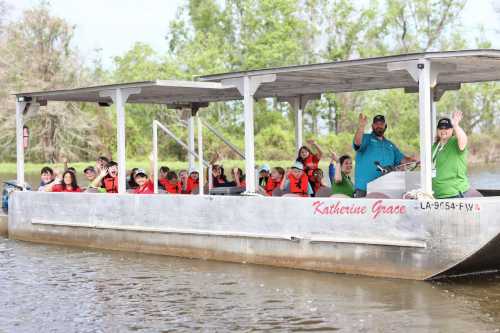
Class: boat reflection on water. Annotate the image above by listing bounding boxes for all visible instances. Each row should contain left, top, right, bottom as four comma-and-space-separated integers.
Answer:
0, 237, 499, 332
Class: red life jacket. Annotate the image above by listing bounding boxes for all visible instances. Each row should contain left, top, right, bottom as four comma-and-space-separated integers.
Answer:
134, 180, 154, 194
52, 184, 82, 193
213, 176, 226, 186
103, 176, 118, 193
238, 179, 246, 189
164, 181, 182, 194
264, 178, 280, 196
186, 177, 199, 194
288, 173, 309, 196
311, 180, 321, 195
303, 154, 320, 178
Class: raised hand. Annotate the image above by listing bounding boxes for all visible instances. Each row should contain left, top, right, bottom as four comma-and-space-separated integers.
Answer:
306, 139, 315, 146
451, 111, 463, 127
330, 151, 338, 162
358, 113, 368, 127
99, 167, 108, 178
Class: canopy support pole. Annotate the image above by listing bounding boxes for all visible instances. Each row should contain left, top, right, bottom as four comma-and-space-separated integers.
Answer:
100, 88, 141, 194
279, 95, 320, 152
197, 115, 204, 196
16, 100, 28, 187
153, 121, 159, 194
188, 112, 196, 171
221, 74, 276, 194
387, 60, 456, 196
431, 97, 437, 142
417, 60, 433, 195
294, 98, 302, 151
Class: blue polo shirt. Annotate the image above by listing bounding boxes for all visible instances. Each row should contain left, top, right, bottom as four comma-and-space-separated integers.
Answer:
353, 133, 404, 191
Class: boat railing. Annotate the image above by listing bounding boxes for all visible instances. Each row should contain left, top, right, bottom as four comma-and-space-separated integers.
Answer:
152, 119, 211, 194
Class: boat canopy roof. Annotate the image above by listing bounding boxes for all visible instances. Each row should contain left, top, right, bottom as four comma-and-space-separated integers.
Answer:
15, 49, 500, 104
15, 80, 241, 106
199, 49, 500, 98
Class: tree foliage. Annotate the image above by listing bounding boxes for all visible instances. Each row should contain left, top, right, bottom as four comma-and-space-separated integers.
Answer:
0, 2, 102, 162
0, 0, 498, 165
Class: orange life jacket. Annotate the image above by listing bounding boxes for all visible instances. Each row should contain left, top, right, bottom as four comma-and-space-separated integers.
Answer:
288, 173, 309, 196
264, 178, 280, 196
303, 154, 319, 178
103, 176, 118, 193
164, 181, 182, 194
186, 177, 199, 194
134, 180, 154, 194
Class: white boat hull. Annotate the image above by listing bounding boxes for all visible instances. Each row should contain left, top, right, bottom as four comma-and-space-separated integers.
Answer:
8, 191, 500, 280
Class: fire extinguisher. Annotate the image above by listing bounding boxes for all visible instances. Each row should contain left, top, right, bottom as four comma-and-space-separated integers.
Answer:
23, 125, 29, 149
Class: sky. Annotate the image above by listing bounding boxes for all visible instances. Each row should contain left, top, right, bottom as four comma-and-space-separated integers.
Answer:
6, 0, 500, 69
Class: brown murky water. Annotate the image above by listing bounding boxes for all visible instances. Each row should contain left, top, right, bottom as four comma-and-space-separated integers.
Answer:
1, 166, 500, 332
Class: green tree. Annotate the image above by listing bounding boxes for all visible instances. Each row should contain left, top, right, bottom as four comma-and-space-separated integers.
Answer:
0, 3, 102, 163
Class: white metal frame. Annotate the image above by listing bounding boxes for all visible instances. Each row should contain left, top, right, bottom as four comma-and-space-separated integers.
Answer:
15, 101, 28, 187
388, 60, 457, 195
99, 88, 141, 194
279, 94, 320, 151
152, 119, 208, 194
221, 74, 276, 194
16, 51, 499, 197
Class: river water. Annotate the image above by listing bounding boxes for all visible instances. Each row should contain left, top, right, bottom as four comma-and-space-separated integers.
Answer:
1, 166, 500, 332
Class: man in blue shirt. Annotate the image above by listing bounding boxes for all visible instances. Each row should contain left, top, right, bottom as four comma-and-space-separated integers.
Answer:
353, 114, 417, 198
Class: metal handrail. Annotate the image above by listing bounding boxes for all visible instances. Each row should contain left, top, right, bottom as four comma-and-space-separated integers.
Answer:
154, 120, 209, 167
201, 120, 245, 159
153, 120, 209, 194
179, 118, 245, 160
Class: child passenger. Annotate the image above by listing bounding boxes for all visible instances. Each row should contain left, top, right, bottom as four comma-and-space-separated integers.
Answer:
232, 168, 246, 189
263, 167, 285, 196
127, 168, 139, 190
212, 164, 229, 187
49, 170, 82, 192
133, 169, 154, 194
38, 166, 55, 191
83, 166, 106, 192
258, 164, 270, 187
186, 169, 199, 194
296, 139, 323, 182
280, 162, 313, 197
179, 169, 189, 193
310, 168, 327, 196
161, 171, 182, 194
96, 156, 109, 174
158, 166, 170, 190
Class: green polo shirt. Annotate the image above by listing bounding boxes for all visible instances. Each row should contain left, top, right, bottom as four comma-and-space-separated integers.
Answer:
332, 172, 355, 197
431, 136, 469, 199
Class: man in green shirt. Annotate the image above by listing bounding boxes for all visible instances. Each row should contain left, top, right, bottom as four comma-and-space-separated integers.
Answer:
432, 112, 469, 199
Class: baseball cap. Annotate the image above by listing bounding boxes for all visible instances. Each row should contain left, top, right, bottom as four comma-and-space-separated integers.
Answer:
292, 161, 304, 170
373, 115, 386, 123
437, 117, 452, 129
259, 164, 270, 172
188, 168, 199, 174
134, 169, 148, 177
83, 166, 95, 173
